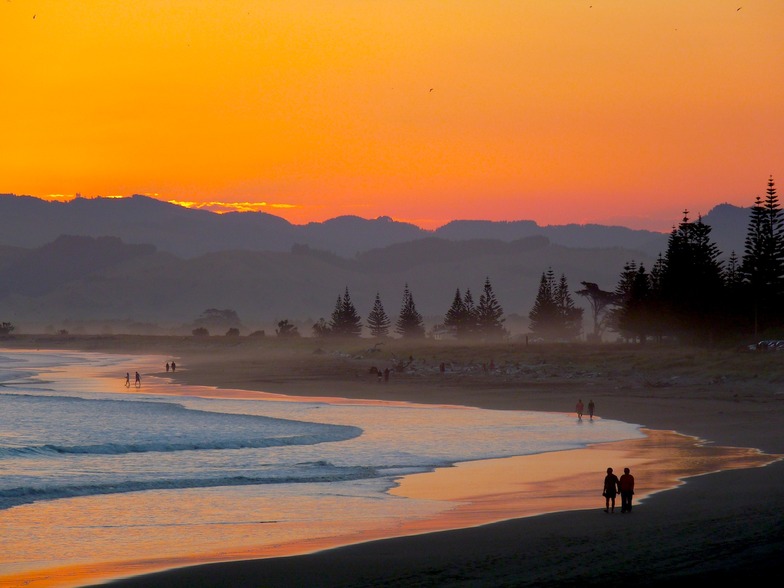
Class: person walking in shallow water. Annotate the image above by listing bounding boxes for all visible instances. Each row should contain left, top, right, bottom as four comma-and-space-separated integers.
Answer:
619, 467, 635, 512
603, 467, 619, 513
134, 371, 141, 388
587, 399, 595, 420
576, 399, 584, 420
125, 372, 130, 387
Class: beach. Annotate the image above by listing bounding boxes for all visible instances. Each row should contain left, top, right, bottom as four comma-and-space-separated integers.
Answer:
3, 335, 784, 586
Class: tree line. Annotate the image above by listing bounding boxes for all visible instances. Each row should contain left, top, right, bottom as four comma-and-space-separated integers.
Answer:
602, 176, 784, 345
302, 176, 783, 345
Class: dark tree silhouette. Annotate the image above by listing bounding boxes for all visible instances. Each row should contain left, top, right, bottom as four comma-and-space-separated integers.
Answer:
275, 319, 300, 337
529, 271, 559, 339
612, 262, 653, 343
329, 287, 362, 337
741, 176, 784, 336
443, 288, 469, 338
312, 317, 330, 338
529, 268, 582, 340
659, 211, 724, 341
576, 281, 617, 341
463, 288, 477, 337
366, 292, 391, 338
395, 283, 425, 338
555, 273, 583, 340
476, 277, 506, 339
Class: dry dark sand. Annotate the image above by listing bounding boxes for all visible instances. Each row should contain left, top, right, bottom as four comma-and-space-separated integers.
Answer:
6, 335, 784, 587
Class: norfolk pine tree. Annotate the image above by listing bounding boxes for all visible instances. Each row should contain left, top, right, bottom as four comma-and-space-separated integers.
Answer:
395, 283, 425, 338
741, 176, 784, 335
328, 287, 362, 337
528, 270, 559, 340
476, 277, 506, 339
443, 288, 468, 338
366, 292, 391, 338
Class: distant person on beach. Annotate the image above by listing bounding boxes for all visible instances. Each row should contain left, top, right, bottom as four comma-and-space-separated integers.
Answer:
603, 467, 619, 513
135, 371, 141, 387
588, 399, 595, 420
125, 372, 130, 387
171, 362, 176, 372
619, 467, 635, 512
384, 367, 390, 382
166, 362, 170, 372
576, 399, 584, 420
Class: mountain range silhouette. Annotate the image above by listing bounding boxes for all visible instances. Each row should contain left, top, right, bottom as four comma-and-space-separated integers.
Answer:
0, 194, 750, 335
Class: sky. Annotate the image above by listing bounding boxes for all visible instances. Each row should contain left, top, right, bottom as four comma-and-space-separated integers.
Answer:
1, 1, 782, 231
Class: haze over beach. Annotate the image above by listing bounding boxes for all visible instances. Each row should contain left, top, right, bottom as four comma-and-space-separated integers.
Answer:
1, 1, 782, 231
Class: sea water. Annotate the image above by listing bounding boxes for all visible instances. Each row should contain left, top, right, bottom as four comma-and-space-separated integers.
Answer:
0, 349, 644, 584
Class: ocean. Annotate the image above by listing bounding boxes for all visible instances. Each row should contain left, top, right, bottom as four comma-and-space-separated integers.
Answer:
0, 348, 644, 586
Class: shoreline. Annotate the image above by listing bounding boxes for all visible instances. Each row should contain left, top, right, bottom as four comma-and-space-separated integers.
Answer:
4, 337, 784, 586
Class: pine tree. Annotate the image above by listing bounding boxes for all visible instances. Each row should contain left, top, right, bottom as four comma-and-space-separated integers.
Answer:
660, 211, 724, 341
366, 292, 391, 338
529, 269, 582, 340
528, 269, 559, 339
613, 262, 652, 343
443, 288, 468, 338
741, 176, 784, 335
327, 295, 342, 335
610, 261, 638, 339
722, 251, 753, 335
476, 277, 506, 339
555, 273, 583, 340
462, 288, 477, 337
328, 287, 362, 337
395, 283, 425, 338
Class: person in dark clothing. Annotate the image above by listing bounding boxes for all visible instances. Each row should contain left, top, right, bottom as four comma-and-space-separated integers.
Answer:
603, 467, 619, 513
619, 467, 635, 512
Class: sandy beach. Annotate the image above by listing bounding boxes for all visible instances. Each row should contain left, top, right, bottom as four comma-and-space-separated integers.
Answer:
5, 335, 784, 586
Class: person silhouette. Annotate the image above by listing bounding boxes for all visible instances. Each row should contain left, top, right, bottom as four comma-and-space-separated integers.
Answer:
619, 467, 635, 513
603, 467, 619, 513
125, 372, 130, 388
576, 399, 584, 420
135, 371, 141, 387
588, 399, 595, 420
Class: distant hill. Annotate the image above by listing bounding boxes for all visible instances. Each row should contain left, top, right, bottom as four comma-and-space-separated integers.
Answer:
0, 194, 753, 335
0, 193, 679, 258
0, 234, 654, 335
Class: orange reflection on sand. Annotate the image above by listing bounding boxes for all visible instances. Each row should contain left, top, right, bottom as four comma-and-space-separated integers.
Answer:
390, 429, 780, 533
2, 429, 777, 588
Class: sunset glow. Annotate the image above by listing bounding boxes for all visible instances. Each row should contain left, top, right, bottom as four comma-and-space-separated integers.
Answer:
2, 1, 782, 230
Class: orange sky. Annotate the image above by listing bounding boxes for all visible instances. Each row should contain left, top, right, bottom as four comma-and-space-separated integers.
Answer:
1, 1, 782, 231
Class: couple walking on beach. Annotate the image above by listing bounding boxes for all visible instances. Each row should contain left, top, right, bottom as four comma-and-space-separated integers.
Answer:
124, 372, 141, 388
576, 399, 595, 420
603, 467, 635, 513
